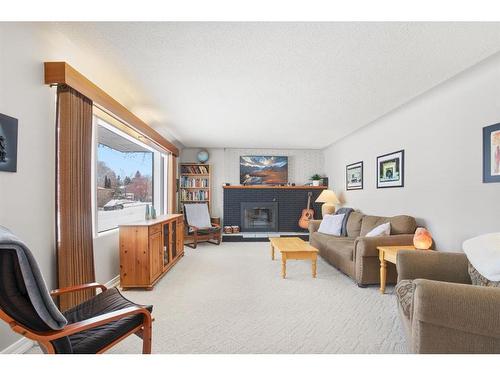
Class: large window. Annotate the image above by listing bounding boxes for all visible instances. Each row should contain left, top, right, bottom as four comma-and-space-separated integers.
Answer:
95, 117, 167, 233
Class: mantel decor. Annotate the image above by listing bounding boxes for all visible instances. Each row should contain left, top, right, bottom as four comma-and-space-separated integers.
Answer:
377, 150, 405, 189
0, 113, 18, 173
483, 122, 500, 183
240, 155, 288, 185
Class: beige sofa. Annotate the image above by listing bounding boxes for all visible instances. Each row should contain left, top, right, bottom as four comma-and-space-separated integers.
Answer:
396, 250, 500, 353
308, 211, 417, 286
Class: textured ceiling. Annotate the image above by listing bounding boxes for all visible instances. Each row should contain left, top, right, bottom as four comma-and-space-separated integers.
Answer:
50, 22, 500, 149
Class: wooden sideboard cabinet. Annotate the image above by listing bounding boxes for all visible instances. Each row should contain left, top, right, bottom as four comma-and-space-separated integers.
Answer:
119, 214, 184, 290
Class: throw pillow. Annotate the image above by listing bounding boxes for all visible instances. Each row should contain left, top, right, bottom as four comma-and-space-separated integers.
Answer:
463, 232, 500, 282
468, 262, 500, 287
365, 222, 391, 237
318, 213, 345, 236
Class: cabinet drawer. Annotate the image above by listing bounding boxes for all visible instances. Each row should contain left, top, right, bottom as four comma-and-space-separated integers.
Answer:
149, 224, 162, 235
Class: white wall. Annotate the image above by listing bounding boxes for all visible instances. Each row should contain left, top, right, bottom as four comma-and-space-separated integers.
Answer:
180, 148, 324, 219
0, 23, 155, 351
323, 51, 500, 250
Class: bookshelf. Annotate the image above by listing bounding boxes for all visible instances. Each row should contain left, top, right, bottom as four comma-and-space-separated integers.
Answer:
179, 163, 212, 213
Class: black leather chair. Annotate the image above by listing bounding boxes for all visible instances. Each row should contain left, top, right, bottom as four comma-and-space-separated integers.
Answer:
0, 230, 153, 354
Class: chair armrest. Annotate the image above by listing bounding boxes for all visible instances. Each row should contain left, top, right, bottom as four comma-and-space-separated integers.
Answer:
354, 234, 415, 258
36, 306, 152, 340
50, 282, 107, 297
412, 279, 500, 339
397, 250, 470, 284
308, 220, 322, 234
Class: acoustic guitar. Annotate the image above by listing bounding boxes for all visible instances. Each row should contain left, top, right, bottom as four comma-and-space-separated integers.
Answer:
298, 192, 314, 229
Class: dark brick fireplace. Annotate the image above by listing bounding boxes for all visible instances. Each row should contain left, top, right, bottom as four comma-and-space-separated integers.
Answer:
223, 186, 325, 232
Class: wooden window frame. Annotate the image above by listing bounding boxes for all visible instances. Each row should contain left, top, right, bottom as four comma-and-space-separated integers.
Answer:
44, 61, 179, 157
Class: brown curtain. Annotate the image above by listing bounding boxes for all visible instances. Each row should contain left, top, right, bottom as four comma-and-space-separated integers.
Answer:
56, 85, 96, 311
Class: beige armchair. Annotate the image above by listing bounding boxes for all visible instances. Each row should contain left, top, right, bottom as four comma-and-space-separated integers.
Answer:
396, 250, 500, 353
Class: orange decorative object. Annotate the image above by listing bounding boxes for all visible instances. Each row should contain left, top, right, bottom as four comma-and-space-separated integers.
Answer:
413, 227, 433, 249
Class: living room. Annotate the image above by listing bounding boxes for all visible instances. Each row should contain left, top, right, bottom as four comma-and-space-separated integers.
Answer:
1, 1, 500, 372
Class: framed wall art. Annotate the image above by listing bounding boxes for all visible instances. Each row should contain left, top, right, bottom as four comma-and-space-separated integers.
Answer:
346, 161, 363, 190
239, 155, 288, 185
483, 122, 500, 183
0, 113, 18, 173
377, 150, 404, 188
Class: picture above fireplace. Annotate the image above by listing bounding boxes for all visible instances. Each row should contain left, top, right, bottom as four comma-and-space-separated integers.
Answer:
240, 155, 288, 185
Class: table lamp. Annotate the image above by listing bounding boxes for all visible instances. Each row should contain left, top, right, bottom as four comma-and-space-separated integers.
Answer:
315, 190, 340, 217
413, 227, 433, 249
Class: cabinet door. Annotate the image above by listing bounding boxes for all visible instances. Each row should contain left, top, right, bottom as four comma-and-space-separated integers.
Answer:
177, 219, 184, 255
149, 231, 163, 281
171, 220, 177, 259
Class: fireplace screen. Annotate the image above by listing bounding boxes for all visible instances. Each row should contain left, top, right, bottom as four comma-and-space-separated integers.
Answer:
241, 202, 278, 232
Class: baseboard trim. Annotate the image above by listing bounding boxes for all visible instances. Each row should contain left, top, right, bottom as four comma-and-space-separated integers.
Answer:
1, 337, 35, 354
105, 275, 120, 289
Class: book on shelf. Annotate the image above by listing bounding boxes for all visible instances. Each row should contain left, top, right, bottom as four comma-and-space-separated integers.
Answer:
180, 176, 209, 188
180, 165, 209, 174
180, 189, 209, 201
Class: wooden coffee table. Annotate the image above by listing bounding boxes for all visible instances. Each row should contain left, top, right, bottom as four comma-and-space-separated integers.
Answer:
269, 237, 319, 279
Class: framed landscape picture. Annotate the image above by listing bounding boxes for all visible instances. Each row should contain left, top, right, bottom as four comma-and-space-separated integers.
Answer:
0, 113, 18, 173
346, 161, 363, 190
483, 123, 500, 183
240, 156, 288, 185
377, 150, 404, 188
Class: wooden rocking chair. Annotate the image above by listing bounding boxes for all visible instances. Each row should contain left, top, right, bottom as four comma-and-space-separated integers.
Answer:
183, 203, 222, 249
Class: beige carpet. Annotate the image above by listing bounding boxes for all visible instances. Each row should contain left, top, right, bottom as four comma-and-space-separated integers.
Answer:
30, 241, 408, 354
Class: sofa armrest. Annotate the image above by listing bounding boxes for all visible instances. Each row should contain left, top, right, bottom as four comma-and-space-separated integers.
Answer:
397, 250, 470, 284
308, 220, 322, 234
412, 279, 500, 343
354, 234, 415, 258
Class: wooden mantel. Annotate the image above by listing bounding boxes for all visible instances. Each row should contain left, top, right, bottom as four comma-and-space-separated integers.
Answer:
223, 185, 327, 190
44, 61, 179, 156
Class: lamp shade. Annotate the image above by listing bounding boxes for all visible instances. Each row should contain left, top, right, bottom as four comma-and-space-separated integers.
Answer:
315, 190, 340, 204
413, 227, 433, 250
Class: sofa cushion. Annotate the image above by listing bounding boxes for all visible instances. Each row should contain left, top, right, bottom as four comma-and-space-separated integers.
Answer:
395, 279, 415, 320
346, 211, 364, 238
468, 262, 500, 287
64, 287, 153, 354
310, 231, 338, 251
365, 222, 391, 237
325, 238, 355, 261
389, 215, 418, 235
360, 215, 417, 237
318, 214, 345, 236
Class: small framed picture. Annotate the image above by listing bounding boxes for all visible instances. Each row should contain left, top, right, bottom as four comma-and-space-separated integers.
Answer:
377, 150, 404, 188
0, 113, 18, 173
346, 161, 363, 190
483, 123, 500, 183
